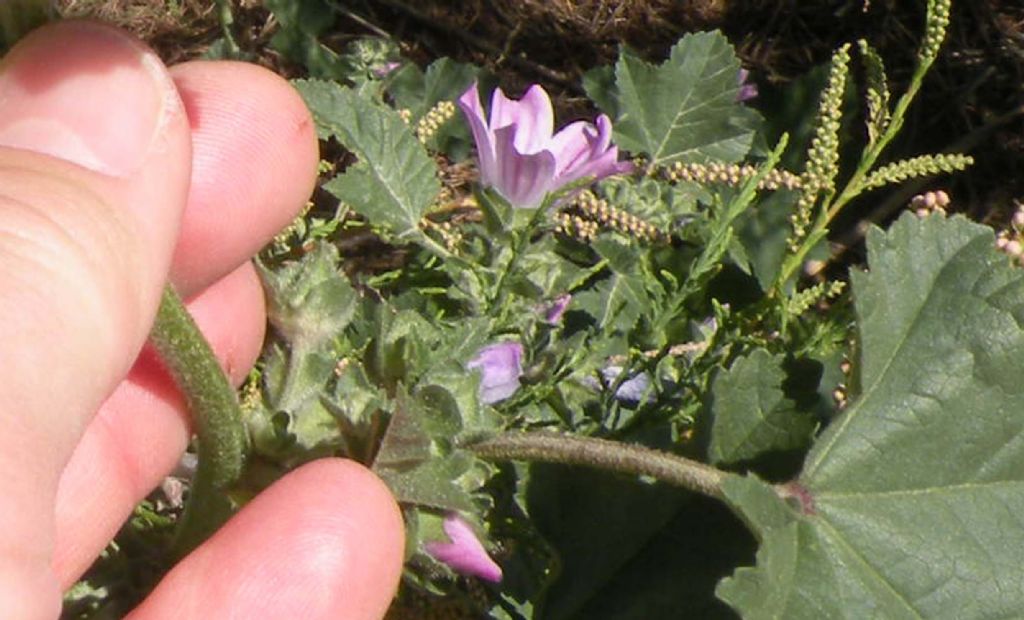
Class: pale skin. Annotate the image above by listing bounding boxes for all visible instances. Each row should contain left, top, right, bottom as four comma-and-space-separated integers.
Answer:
0, 21, 404, 619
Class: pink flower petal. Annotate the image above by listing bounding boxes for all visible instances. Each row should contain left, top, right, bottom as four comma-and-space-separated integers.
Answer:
591, 114, 614, 153
555, 145, 627, 187
493, 124, 558, 209
490, 85, 554, 154
458, 83, 499, 187
468, 341, 524, 404
548, 120, 594, 178
424, 514, 503, 583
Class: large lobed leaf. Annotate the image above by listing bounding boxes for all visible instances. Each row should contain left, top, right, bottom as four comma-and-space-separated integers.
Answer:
294, 79, 440, 238
585, 32, 760, 166
718, 213, 1024, 618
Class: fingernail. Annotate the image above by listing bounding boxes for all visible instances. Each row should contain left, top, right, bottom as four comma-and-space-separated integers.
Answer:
0, 21, 178, 177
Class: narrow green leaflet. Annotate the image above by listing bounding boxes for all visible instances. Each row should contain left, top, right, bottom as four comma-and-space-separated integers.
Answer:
586, 32, 760, 166
294, 79, 440, 238
709, 348, 815, 465
718, 213, 1024, 618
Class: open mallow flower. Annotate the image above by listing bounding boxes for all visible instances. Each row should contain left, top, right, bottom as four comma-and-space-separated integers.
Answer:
459, 82, 633, 209
468, 342, 524, 405
424, 514, 503, 583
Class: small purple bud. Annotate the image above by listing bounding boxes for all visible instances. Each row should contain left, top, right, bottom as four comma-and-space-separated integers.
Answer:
424, 514, 503, 582
468, 342, 524, 404
582, 366, 652, 404
543, 294, 572, 325
373, 61, 401, 78
736, 68, 758, 103
603, 366, 652, 403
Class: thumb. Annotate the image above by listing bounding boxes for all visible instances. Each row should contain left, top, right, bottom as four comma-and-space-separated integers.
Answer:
0, 21, 191, 617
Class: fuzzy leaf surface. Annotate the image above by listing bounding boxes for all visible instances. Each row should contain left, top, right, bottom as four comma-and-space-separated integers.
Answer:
718, 214, 1024, 618
294, 79, 440, 238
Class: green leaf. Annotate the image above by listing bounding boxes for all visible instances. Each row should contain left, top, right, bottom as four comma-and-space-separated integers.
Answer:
575, 274, 645, 333
294, 80, 440, 238
573, 235, 653, 333
388, 57, 479, 119
387, 58, 480, 157
736, 190, 800, 291
527, 462, 754, 619
372, 395, 475, 512
587, 32, 760, 166
257, 242, 357, 348
264, 0, 341, 79
719, 213, 1024, 618
709, 349, 816, 465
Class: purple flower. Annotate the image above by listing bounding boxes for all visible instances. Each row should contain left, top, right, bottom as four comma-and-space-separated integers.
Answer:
373, 61, 401, 78
458, 82, 633, 209
736, 69, 758, 103
468, 342, 524, 404
582, 366, 652, 404
542, 293, 572, 325
424, 514, 503, 583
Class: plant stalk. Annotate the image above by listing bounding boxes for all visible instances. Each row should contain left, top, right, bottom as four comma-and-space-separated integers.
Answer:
149, 286, 248, 557
467, 431, 730, 500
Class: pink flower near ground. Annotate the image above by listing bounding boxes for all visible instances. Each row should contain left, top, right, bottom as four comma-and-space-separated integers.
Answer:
458, 82, 633, 209
424, 514, 503, 582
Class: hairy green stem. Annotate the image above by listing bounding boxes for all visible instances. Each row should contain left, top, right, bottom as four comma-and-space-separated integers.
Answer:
467, 431, 730, 499
490, 204, 549, 315
149, 286, 248, 557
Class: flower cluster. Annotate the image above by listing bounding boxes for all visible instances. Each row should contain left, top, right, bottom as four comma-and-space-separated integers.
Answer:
861, 153, 974, 191
664, 161, 802, 192
459, 82, 632, 209
566, 190, 667, 243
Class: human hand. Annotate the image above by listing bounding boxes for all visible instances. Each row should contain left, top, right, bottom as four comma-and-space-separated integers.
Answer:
0, 21, 403, 619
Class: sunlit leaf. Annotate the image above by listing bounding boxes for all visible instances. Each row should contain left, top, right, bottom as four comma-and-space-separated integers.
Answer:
586, 32, 761, 166
294, 79, 440, 238
719, 213, 1024, 618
